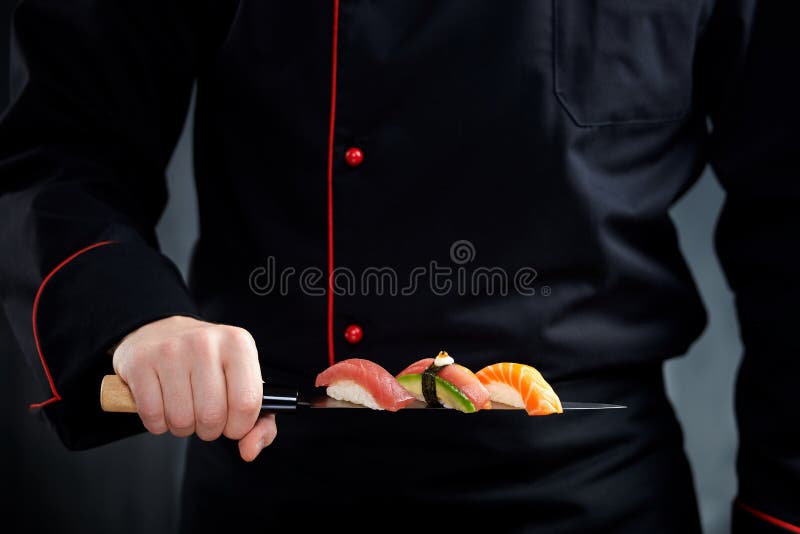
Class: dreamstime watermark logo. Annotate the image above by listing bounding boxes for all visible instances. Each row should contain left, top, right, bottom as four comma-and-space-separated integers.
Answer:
449, 239, 476, 265
248, 240, 551, 297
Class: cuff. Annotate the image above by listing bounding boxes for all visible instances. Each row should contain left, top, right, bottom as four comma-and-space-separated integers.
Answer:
31, 240, 201, 449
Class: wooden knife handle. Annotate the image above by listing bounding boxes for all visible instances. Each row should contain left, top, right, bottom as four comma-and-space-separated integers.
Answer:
100, 375, 137, 413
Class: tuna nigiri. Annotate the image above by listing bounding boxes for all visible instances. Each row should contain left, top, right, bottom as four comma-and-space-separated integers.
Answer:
396, 351, 491, 413
475, 362, 562, 415
315, 358, 415, 412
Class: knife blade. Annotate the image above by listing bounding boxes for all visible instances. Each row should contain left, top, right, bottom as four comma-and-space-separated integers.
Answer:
99, 376, 626, 414
264, 385, 626, 413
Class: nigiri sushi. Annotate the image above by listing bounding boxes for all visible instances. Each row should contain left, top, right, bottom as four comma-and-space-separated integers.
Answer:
475, 362, 562, 415
396, 351, 491, 413
315, 358, 415, 411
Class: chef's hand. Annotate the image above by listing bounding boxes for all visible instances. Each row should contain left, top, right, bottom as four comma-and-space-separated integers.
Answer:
111, 315, 276, 462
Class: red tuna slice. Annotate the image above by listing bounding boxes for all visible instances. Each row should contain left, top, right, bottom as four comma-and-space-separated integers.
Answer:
315, 358, 415, 412
397, 358, 491, 410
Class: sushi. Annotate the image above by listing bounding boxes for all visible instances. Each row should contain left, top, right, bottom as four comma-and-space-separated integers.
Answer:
396, 351, 491, 413
475, 362, 563, 415
315, 358, 415, 411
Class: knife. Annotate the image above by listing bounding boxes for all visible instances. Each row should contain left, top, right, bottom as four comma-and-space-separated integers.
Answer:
100, 375, 626, 414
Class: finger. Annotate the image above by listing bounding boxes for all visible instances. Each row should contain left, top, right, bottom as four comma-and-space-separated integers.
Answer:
126, 367, 168, 435
191, 358, 227, 441
158, 357, 196, 438
222, 332, 262, 440
238, 415, 277, 462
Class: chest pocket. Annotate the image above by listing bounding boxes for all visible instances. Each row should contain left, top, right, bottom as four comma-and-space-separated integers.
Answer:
553, 0, 698, 127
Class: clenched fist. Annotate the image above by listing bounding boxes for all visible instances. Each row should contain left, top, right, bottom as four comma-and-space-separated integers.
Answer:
111, 315, 276, 461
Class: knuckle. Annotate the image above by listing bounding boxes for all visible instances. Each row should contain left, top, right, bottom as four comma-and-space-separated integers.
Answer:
138, 406, 163, 423
144, 420, 168, 435
188, 328, 215, 353
125, 345, 153, 368
158, 338, 183, 360
230, 388, 261, 414
167, 412, 195, 433
225, 327, 256, 353
197, 406, 226, 427
195, 430, 219, 442
195, 422, 222, 441
223, 425, 247, 441
170, 427, 194, 438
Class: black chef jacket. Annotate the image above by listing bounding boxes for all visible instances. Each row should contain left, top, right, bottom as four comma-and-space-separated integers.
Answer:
1, 1, 797, 532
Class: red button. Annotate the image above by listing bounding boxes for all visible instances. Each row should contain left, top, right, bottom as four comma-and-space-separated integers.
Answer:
344, 147, 364, 167
344, 324, 363, 344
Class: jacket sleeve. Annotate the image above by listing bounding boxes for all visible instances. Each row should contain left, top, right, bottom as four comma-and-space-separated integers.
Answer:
698, 1, 800, 531
0, 1, 209, 449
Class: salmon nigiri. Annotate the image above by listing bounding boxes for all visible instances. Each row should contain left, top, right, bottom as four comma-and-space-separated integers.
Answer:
475, 362, 563, 415
396, 351, 491, 413
315, 358, 415, 411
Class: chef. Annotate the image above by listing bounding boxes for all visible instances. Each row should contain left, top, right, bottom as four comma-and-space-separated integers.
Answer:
0, 1, 796, 532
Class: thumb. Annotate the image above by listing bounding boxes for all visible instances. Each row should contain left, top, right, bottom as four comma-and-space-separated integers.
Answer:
238, 415, 278, 462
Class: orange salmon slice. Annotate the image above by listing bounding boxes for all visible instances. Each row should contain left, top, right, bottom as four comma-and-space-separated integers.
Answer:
475, 362, 563, 415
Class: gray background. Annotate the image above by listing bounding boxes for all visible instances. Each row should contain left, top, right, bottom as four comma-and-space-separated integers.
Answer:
2, 2, 741, 532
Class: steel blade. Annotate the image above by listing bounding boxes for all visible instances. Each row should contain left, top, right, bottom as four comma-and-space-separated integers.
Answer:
559, 401, 626, 410
299, 397, 625, 411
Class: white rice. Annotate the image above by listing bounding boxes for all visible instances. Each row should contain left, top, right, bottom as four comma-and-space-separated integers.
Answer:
484, 382, 524, 408
326, 380, 382, 410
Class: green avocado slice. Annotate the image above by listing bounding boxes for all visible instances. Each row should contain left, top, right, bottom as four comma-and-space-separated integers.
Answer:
396, 373, 476, 413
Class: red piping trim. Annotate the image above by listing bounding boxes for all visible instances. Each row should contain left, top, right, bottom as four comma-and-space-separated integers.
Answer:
737, 499, 800, 533
326, 0, 340, 367
29, 240, 116, 410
